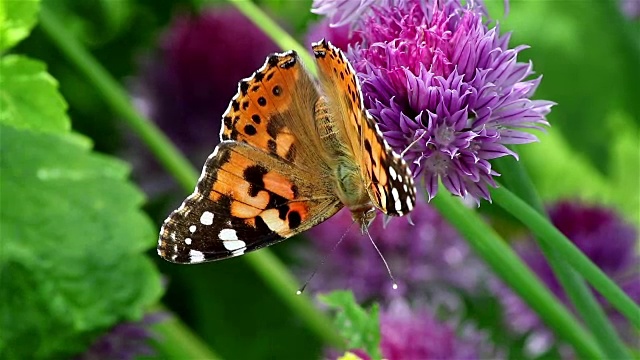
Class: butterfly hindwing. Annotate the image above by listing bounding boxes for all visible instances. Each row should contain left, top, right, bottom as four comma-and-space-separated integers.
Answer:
158, 141, 342, 263
312, 39, 416, 216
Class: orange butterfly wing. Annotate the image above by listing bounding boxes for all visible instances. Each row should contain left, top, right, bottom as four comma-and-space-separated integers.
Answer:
312, 40, 416, 216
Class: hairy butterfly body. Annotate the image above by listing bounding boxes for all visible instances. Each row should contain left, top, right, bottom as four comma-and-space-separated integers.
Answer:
158, 40, 416, 264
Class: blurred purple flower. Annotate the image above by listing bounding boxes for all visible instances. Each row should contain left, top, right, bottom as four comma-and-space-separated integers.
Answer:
347, 0, 553, 203
620, 0, 640, 19
297, 198, 488, 303
129, 7, 279, 197
134, 7, 279, 161
495, 201, 640, 356
374, 300, 500, 360
77, 313, 165, 360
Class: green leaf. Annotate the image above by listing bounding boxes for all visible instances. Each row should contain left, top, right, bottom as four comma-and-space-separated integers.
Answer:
320, 291, 382, 360
0, 125, 162, 359
0, 0, 40, 51
0, 55, 70, 133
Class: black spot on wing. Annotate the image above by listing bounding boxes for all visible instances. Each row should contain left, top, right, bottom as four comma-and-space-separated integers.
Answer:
240, 80, 249, 96
288, 211, 301, 229
243, 164, 268, 197
244, 124, 257, 136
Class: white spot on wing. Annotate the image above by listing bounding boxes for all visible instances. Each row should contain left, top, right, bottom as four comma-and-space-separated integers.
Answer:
407, 197, 414, 211
232, 248, 246, 256
185, 237, 192, 245
224, 240, 246, 252
219, 228, 238, 241
389, 166, 397, 180
392, 187, 402, 212
189, 249, 205, 262
220, 229, 246, 253
200, 211, 214, 225
189, 225, 196, 233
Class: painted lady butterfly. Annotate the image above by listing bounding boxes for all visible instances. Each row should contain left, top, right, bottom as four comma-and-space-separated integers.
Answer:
158, 40, 416, 264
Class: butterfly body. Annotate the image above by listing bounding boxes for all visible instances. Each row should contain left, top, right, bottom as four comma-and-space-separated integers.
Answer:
158, 40, 416, 264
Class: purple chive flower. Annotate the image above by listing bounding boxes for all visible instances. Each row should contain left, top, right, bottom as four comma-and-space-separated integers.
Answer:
370, 300, 500, 360
346, 0, 553, 203
495, 201, 640, 356
132, 7, 279, 164
77, 313, 165, 360
297, 198, 488, 303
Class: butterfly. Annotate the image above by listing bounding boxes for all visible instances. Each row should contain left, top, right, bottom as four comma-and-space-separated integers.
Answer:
158, 40, 416, 264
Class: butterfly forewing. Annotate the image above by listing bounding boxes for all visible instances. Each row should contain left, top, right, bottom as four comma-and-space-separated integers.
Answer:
312, 39, 416, 216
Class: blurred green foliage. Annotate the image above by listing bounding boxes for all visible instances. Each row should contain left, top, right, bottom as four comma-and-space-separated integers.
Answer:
320, 291, 382, 360
486, 0, 640, 223
1, 1, 162, 357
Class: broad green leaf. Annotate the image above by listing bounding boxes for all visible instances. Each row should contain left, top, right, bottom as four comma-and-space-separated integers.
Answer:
320, 291, 381, 360
0, 55, 70, 133
0, 0, 40, 51
0, 125, 162, 359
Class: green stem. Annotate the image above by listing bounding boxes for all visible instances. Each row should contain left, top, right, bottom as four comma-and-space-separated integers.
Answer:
494, 158, 631, 358
431, 193, 603, 359
151, 305, 221, 359
491, 186, 640, 330
245, 250, 343, 345
39, 5, 342, 349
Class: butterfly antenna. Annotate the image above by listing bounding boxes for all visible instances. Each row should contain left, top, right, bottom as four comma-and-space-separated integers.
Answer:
363, 226, 398, 290
401, 131, 427, 158
296, 220, 357, 295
